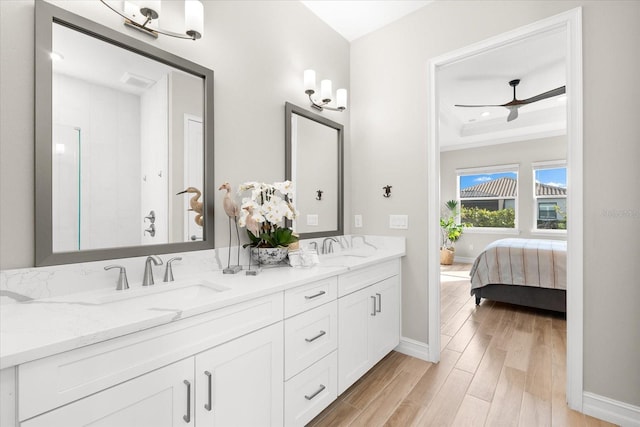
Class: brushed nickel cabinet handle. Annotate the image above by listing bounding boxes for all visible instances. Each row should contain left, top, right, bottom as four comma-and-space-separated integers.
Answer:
371, 295, 377, 316
204, 371, 212, 411
305, 290, 326, 300
304, 384, 326, 400
305, 330, 326, 342
183, 380, 191, 423
376, 293, 382, 313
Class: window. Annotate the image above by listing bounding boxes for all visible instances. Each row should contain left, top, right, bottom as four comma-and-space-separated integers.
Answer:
533, 161, 567, 230
457, 164, 518, 229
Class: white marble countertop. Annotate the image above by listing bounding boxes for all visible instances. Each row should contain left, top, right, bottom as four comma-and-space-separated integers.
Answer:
0, 237, 405, 370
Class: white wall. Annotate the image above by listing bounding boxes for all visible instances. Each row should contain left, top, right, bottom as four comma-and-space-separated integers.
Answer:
440, 136, 567, 260
350, 0, 639, 408
0, 0, 350, 267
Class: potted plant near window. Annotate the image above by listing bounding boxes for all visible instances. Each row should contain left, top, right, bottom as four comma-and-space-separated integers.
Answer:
440, 200, 467, 265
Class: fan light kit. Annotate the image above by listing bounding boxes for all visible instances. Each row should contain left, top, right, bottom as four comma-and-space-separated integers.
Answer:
455, 79, 566, 122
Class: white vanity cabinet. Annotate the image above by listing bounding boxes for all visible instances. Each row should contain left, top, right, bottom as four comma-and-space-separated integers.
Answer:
194, 322, 284, 426
283, 277, 339, 427
21, 357, 195, 427
337, 260, 400, 394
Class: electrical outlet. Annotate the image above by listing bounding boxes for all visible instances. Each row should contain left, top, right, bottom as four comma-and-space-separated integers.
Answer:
306, 214, 318, 226
354, 214, 363, 228
389, 214, 408, 229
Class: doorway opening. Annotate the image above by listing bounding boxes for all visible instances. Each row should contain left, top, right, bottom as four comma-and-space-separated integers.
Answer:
427, 8, 583, 410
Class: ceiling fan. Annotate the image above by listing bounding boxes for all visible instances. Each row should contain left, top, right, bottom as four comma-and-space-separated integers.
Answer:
455, 79, 566, 122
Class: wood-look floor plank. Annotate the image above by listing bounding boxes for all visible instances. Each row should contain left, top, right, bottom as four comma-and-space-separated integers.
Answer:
441, 303, 476, 336
476, 301, 506, 337
404, 348, 461, 408
349, 371, 424, 427
466, 344, 508, 402
455, 331, 492, 374
342, 352, 406, 409
519, 391, 552, 427
526, 316, 552, 400
451, 394, 491, 427
414, 368, 474, 426
307, 398, 362, 427
445, 319, 480, 353
382, 401, 424, 427
490, 306, 517, 351
504, 328, 534, 372
484, 366, 527, 426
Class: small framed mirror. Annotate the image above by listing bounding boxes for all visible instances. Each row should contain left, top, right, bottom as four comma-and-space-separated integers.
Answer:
285, 102, 344, 239
35, 2, 214, 266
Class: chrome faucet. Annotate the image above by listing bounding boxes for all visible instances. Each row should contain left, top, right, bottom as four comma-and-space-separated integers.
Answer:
104, 265, 129, 291
163, 257, 182, 282
308, 241, 318, 253
321, 237, 339, 254
142, 255, 163, 286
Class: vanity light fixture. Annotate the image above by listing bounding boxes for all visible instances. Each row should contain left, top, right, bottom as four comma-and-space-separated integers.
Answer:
99, 0, 204, 40
304, 70, 347, 112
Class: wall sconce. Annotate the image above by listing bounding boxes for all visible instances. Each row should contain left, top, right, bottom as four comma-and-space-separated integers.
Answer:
304, 70, 347, 112
99, 0, 204, 40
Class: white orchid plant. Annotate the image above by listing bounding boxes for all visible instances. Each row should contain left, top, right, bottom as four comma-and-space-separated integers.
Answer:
237, 181, 299, 248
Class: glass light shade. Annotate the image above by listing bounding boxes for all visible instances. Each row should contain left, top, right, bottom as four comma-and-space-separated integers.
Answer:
320, 79, 332, 102
185, 0, 204, 37
304, 69, 316, 93
336, 88, 347, 109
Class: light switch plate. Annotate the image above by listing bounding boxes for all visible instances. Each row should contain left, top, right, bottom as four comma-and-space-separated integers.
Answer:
389, 214, 408, 229
306, 214, 318, 226
354, 214, 363, 228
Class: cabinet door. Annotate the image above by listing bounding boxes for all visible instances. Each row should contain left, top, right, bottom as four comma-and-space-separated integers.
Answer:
21, 358, 194, 427
370, 276, 400, 364
195, 322, 284, 426
337, 286, 374, 395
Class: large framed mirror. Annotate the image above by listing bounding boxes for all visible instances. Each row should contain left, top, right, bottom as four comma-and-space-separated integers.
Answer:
285, 102, 343, 239
35, 1, 214, 266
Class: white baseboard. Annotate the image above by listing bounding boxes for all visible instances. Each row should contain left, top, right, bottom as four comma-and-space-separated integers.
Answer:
453, 256, 475, 264
583, 392, 640, 427
395, 337, 432, 362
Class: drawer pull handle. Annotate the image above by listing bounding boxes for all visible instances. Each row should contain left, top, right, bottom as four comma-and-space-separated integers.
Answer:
183, 380, 191, 423
371, 295, 377, 316
376, 293, 382, 313
305, 330, 326, 342
305, 290, 326, 300
204, 371, 212, 411
304, 330, 326, 342
305, 384, 326, 400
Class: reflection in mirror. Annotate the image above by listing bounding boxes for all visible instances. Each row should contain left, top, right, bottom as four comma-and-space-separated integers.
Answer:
285, 103, 343, 239
36, 2, 214, 266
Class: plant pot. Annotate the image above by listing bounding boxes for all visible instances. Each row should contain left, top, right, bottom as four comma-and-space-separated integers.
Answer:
440, 248, 455, 265
250, 247, 288, 265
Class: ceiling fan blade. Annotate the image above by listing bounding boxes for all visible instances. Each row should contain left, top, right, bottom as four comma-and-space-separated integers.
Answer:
507, 107, 519, 122
521, 86, 566, 104
454, 104, 504, 108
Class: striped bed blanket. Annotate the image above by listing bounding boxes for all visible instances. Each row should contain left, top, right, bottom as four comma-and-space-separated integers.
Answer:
470, 238, 567, 291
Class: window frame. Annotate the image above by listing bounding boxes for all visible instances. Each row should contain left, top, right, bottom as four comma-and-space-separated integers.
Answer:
532, 160, 567, 234
456, 163, 520, 233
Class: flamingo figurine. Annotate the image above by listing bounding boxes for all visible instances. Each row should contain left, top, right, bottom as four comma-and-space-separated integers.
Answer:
219, 182, 242, 273
243, 205, 262, 273
176, 187, 204, 226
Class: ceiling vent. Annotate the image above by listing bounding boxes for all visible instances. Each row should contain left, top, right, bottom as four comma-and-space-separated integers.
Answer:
119, 72, 155, 89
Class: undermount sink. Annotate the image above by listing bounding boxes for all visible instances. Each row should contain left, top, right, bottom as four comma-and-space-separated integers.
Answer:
90, 280, 229, 305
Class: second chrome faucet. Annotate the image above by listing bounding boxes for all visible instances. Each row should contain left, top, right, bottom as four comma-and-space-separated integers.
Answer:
142, 255, 163, 286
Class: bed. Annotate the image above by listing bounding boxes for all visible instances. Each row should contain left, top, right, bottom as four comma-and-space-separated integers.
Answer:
469, 238, 567, 312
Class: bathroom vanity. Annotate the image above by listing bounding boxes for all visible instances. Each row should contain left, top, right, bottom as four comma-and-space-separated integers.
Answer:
0, 236, 404, 427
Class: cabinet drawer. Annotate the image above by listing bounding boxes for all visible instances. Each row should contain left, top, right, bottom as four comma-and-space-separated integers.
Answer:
284, 301, 337, 380
18, 292, 283, 421
284, 351, 337, 427
338, 259, 400, 297
284, 276, 337, 318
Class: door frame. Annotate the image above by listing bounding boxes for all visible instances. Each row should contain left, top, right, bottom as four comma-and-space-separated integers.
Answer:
426, 8, 583, 410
